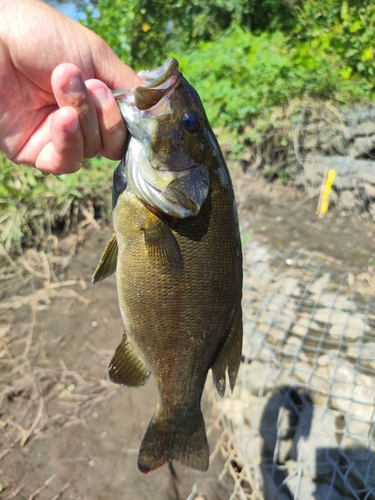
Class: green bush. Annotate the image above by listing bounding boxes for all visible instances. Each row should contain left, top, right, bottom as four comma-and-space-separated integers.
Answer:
177, 26, 372, 133
83, 0, 294, 69
293, 0, 375, 83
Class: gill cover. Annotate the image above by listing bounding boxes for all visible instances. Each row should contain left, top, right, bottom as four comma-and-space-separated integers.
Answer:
115, 58, 210, 218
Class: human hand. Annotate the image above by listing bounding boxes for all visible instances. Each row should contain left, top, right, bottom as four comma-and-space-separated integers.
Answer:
0, 0, 143, 174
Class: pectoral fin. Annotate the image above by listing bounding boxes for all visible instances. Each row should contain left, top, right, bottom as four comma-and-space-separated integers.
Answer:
211, 306, 243, 397
92, 233, 118, 284
143, 221, 183, 274
109, 335, 150, 387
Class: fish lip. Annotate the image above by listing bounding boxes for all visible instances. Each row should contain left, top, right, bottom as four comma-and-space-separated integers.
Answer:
138, 58, 179, 89
113, 58, 180, 112
155, 167, 192, 178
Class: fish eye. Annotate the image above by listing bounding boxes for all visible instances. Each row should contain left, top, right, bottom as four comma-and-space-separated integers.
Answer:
182, 111, 201, 134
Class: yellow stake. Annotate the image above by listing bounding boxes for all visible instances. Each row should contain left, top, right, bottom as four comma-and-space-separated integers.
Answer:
316, 169, 337, 217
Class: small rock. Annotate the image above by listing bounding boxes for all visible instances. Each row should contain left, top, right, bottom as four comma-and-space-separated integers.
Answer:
346, 416, 372, 439
312, 309, 366, 341
330, 134, 348, 155
234, 424, 262, 466
247, 262, 275, 284
349, 135, 375, 157
289, 355, 331, 403
329, 318, 365, 341
340, 190, 357, 209
278, 277, 301, 297
264, 325, 287, 345
315, 293, 351, 311
277, 404, 299, 463
353, 120, 375, 136
306, 185, 322, 198
241, 360, 283, 396
281, 336, 307, 359
364, 182, 375, 199
308, 273, 331, 296
242, 322, 269, 360
329, 362, 375, 420
347, 342, 375, 370
369, 202, 375, 222
291, 315, 321, 338
319, 141, 330, 153
218, 397, 245, 428
257, 309, 293, 335
304, 136, 319, 150
264, 297, 296, 315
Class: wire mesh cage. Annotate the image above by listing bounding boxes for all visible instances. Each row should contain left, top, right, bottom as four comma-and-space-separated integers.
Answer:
217, 239, 375, 500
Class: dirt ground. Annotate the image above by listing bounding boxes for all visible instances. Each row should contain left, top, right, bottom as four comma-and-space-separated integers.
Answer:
1, 174, 374, 500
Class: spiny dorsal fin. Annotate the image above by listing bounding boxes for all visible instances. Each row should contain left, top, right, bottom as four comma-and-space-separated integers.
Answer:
109, 335, 150, 387
143, 222, 183, 275
92, 233, 118, 284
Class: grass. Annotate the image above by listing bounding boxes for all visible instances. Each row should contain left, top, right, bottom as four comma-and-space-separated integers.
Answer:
0, 154, 116, 255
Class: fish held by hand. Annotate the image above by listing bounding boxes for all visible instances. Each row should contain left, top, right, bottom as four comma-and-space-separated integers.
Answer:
93, 58, 243, 474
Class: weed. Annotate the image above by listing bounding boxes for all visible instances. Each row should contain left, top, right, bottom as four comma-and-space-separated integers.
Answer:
0, 154, 115, 254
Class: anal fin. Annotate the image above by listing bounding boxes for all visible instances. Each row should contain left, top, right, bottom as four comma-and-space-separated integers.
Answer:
92, 233, 118, 284
211, 306, 243, 397
109, 335, 150, 387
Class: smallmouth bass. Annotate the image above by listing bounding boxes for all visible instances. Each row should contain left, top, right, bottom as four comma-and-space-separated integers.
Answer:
93, 58, 242, 473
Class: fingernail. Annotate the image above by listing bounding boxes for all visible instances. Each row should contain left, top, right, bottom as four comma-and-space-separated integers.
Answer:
66, 75, 84, 94
93, 87, 110, 105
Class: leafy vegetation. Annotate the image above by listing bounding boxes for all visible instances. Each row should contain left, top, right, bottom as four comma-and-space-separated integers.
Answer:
292, 1, 375, 82
176, 26, 372, 133
82, 0, 375, 90
83, 0, 294, 69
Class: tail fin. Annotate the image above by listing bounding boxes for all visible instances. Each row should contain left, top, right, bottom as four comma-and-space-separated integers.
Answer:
138, 408, 209, 473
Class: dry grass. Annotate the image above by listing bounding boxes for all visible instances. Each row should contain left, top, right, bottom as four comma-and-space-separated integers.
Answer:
0, 226, 117, 477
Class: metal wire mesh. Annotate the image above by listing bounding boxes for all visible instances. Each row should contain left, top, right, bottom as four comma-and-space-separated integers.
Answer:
218, 238, 375, 500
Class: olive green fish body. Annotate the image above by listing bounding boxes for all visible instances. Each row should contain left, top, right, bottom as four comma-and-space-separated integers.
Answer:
93, 59, 242, 473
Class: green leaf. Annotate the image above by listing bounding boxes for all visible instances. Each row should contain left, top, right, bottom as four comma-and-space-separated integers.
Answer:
361, 46, 373, 61
340, 66, 352, 79
350, 20, 362, 33
340, 1, 348, 20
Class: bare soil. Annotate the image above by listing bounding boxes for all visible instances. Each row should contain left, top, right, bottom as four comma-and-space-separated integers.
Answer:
233, 172, 375, 274
1, 173, 374, 500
